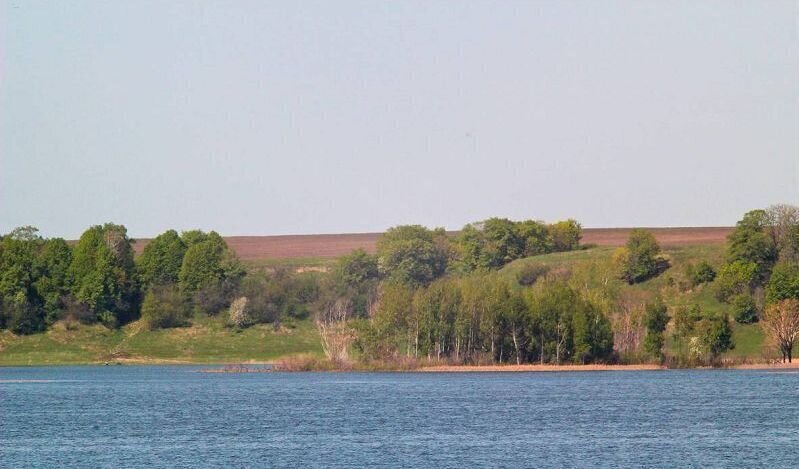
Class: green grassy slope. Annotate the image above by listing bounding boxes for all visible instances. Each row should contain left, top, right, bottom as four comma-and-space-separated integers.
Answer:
0, 316, 322, 366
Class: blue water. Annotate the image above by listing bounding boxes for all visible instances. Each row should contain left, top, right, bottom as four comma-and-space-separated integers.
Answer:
1, 367, 798, 468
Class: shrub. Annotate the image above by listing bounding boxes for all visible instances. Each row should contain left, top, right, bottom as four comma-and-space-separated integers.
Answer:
730, 294, 758, 324
714, 261, 757, 302
516, 263, 549, 286
686, 261, 716, 287
140, 285, 190, 330
228, 296, 251, 328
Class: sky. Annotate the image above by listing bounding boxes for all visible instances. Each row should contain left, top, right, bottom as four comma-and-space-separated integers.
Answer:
1, 1, 797, 239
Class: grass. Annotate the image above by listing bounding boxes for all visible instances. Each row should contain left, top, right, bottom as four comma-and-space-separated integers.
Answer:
0, 316, 323, 366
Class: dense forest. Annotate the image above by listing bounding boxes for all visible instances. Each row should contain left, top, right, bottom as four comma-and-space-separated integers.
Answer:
2, 206, 799, 366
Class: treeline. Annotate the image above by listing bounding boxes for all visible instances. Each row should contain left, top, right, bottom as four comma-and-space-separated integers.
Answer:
0, 225, 246, 333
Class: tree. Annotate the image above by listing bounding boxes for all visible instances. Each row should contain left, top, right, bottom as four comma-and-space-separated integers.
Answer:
730, 294, 758, 324
614, 229, 662, 284
328, 249, 379, 318
137, 230, 187, 288
643, 297, 669, 359
178, 231, 243, 314
714, 261, 758, 303
765, 204, 799, 261
726, 209, 777, 282
548, 219, 582, 252
701, 315, 734, 361
762, 299, 799, 363
376, 225, 449, 287
68, 224, 139, 326
765, 262, 799, 304
140, 284, 189, 330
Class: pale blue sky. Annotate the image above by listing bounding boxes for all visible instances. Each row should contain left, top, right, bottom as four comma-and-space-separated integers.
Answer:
1, 1, 797, 238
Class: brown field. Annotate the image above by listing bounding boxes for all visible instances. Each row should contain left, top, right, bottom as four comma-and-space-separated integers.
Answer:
132, 227, 732, 261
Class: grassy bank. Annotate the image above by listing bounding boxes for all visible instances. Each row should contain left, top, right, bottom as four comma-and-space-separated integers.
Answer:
0, 316, 323, 366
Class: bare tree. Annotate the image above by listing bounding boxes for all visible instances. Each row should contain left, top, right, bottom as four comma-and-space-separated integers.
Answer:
611, 291, 647, 355
762, 299, 799, 363
766, 204, 799, 260
316, 297, 355, 363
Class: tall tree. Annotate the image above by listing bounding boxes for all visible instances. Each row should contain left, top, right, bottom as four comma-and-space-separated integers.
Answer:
376, 225, 449, 287
69, 223, 138, 325
137, 230, 187, 288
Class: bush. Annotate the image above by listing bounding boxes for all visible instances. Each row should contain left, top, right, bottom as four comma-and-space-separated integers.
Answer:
714, 261, 757, 302
228, 296, 251, 328
686, 261, 716, 287
516, 264, 549, 286
140, 285, 190, 330
730, 294, 758, 324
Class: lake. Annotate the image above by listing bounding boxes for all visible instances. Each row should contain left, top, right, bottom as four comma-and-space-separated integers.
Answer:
1, 366, 798, 468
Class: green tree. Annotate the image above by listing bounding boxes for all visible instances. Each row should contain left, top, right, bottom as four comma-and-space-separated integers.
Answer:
701, 315, 734, 361
69, 224, 139, 326
178, 232, 243, 314
730, 294, 758, 324
137, 230, 187, 288
726, 209, 777, 282
714, 261, 758, 302
614, 229, 662, 284
34, 238, 73, 325
765, 261, 799, 304
548, 219, 582, 252
376, 225, 449, 287
643, 297, 669, 359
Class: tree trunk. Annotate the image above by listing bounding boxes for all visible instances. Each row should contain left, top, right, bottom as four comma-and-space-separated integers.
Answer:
512, 328, 521, 366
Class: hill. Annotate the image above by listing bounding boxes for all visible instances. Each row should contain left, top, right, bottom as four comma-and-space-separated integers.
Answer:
131, 227, 733, 261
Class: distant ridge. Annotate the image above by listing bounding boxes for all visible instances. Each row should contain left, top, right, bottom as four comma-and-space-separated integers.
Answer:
131, 227, 733, 261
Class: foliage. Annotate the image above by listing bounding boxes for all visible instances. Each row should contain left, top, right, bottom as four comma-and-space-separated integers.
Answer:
730, 294, 758, 324
69, 223, 139, 325
613, 230, 664, 284
700, 315, 734, 360
178, 231, 244, 314
453, 218, 582, 272
686, 261, 716, 287
228, 296, 251, 328
642, 297, 669, 359
137, 230, 186, 288
515, 263, 549, 286
726, 209, 777, 282
714, 261, 758, 303
765, 261, 799, 304
548, 219, 582, 252
376, 225, 449, 287
140, 284, 190, 330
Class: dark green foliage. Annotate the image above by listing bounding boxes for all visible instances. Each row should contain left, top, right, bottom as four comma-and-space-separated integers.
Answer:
686, 261, 716, 287
643, 297, 669, 359
700, 315, 734, 359
453, 218, 582, 272
726, 209, 777, 282
69, 223, 139, 325
515, 263, 549, 286
0, 227, 74, 333
137, 230, 187, 288
238, 270, 320, 325
376, 225, 449, 287
765, 262, 799, 304
730, 294, 758, 324
140, 284, 190, 330
178, 231, 244, 314
326, 249, 379, 318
